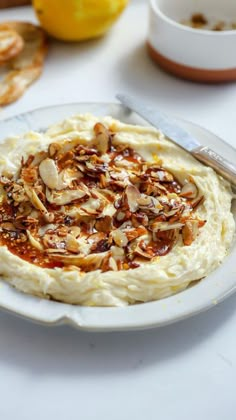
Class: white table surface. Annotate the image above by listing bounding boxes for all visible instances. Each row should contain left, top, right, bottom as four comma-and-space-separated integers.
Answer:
0, 2, 236, 419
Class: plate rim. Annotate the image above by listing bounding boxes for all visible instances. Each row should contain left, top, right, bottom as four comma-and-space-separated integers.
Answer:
0, 101, 235, 331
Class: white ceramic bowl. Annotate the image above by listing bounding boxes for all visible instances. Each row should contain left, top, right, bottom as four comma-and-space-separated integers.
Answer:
148, 0, 236, 82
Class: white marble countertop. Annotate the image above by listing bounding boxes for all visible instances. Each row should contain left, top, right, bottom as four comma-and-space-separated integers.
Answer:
0, 2, 236, 419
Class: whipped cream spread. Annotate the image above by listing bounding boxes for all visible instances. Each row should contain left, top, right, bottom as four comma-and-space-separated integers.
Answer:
0, 114, 234, 306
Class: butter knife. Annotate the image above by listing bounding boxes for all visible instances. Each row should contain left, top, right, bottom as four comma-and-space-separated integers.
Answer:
116, 93, 236, 187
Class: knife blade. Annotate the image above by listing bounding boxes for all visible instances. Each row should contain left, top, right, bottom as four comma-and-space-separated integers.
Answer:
116, 93, 236, 187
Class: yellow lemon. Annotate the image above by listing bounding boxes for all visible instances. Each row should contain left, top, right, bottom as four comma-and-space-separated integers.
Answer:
33, 0, 129, 41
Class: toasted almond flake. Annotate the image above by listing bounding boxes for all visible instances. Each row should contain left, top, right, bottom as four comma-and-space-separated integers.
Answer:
109, 256, 118, 271
25, 185, 53, 222
110, 170, 128, 181
137, 195, 153, 207
48, 142, 61, 157
46, 248, 66, 254
125, 185, 140, 213
95, 216, 112, 233
150, 221, 184, 232
39, 158, 59, 189
94, 122, 110, 154
1, 222, 17, 231
50, 251, 109, 270
56, 168, 83, 190
180, 182, 198, 199
116, 211, 126, 221
65, 234, 80, 253
46, 188, 87, 205
26, 230, 44, 251
102, 203, 116, 217
111, 246, 125, 259
80, 197, 102, 215
134, 246, 153, 259
182, 220, 199, 246
124, 226, 147, 242
192, 195, 204, 209
165, 207, 182, 217
112, 229, 128, 247
68, 226, 81, 237
38, 224, 56, 236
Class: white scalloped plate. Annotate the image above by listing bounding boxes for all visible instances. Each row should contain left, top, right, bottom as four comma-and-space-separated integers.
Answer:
0, 103, 235, 331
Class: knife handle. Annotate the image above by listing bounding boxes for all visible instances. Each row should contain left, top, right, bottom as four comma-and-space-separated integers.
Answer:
192, 146, 236, 187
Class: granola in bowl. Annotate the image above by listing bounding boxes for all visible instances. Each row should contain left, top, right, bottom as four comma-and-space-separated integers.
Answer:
0, 114, 234, 306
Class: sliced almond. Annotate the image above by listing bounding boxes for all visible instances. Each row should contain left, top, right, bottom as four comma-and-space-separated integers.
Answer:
80, 197, 102, 215
50, 251, 109, 270
133, 245, 153, 260
94, 122, 110, 154
38, 224, 56, 236
1, 222, 17, 231
48, 142, 62, 158
111, 246, 125, 259
150, 221, 184, 232
108, 256, 118, 271
116, 211, 126, 222
137, 195, 153, 207
65, 234, 80, 253
26, 230, 44, 251
124, 226, 147, 242
45, 188, 87, 206
68, 226, 81, 238
39, 158, 59, 189
192, 195, 204, 209
180, 182, 198, 199
56, 168, 83, 191
182, 220, 199, 246
125, 185, 140, 213
25, 185, 54, 222
112, 229, 128, 247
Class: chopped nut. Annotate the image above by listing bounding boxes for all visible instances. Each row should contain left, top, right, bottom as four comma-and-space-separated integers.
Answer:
191, 13, 208, 25
21, 167, 38, 184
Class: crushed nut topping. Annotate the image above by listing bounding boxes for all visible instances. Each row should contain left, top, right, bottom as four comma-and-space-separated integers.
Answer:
0, 122, 206, 272
181, 13, 236, 31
